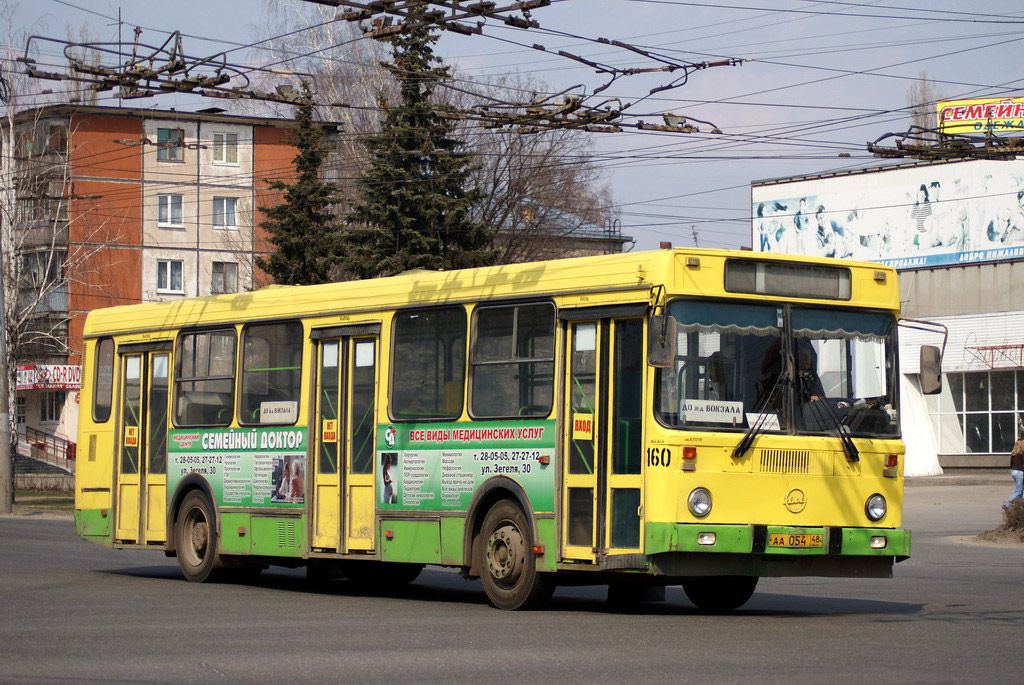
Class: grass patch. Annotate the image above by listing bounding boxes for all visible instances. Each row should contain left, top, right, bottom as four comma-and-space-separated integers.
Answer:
13, 490, 74, 512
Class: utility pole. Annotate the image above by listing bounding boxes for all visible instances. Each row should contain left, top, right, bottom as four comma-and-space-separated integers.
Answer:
0, 239, 10, 514
0, 118, 12, 513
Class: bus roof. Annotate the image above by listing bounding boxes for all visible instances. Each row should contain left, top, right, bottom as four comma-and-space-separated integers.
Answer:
82, 248, 898, 338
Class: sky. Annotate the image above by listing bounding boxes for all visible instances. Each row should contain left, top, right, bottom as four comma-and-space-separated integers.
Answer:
8, 0, 1024, 251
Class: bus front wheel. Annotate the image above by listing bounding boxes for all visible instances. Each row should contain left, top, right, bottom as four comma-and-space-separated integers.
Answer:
682, 576, 758, 612
175, 490, 223, 582
476, 500, 553, 610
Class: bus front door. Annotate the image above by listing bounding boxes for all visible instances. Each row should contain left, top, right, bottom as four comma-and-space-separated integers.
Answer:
114, 349, 170, 544
562, 318, 645, 563
312, 335, 378, 553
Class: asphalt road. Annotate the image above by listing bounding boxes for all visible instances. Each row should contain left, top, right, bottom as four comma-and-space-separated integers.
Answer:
1, 485, 1022, 683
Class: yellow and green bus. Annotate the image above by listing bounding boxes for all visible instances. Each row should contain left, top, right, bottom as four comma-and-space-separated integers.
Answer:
74, 248, 939, 610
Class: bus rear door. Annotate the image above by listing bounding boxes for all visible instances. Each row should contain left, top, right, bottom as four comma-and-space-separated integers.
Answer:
311, 325, 380, 553
114, 345, 171, 545
561, 309, 646, 564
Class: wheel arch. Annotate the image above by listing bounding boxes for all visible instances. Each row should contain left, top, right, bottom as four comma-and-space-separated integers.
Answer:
462, 475, 537, 575
166, 474, 218, 554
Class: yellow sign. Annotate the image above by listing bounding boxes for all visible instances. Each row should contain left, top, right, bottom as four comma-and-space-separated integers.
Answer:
322, 419, 338, 443
937, 96, 1024, 134
124, 425, 138, 448
572, 413, 593, 442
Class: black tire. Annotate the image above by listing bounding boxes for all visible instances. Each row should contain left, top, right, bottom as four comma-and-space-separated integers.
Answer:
476, 500, 554, 610
341, 561, 423, 589
682, 576, 758, 612
175, 490, 223, 582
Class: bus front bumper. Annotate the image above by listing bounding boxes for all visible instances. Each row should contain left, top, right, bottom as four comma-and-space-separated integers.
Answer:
646, 522, 910, 558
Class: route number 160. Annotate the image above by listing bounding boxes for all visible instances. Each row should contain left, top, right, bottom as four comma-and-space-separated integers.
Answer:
646, 447, 671, 467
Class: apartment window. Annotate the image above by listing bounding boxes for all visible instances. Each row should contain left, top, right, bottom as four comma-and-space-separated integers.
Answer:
156, 128, 183, 161
19, 250, 65, 289
213, 132, 238, 164
16, 396, 26, 425
42, 391, 65, 424
157, 259, 184, 293
157, 194, 183, 226
211, 261, 238, 294
47, 124, 68, 153
212, 197, 237, 228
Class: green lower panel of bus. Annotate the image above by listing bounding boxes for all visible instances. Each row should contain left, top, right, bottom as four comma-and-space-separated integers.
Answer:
248, 515, 305, 557
75, 509, 112, 542
376, 516, 557, 570
646, 523, 910, 557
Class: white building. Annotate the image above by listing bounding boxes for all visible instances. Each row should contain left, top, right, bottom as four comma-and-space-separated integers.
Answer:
752, 158, 1024, 472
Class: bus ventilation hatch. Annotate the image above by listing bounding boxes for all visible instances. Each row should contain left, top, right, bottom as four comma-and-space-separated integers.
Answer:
757, 449, 833, 475
277, 521, 298, 548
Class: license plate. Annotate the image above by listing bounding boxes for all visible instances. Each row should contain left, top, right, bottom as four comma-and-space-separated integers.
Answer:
768, 533, 823, 548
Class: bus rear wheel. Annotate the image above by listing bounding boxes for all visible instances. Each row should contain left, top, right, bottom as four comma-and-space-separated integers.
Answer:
476, 500, 553, 610
175, 490, 223, 583
682, 576, 758, 612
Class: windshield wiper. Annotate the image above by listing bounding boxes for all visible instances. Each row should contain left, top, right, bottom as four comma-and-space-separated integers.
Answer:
732, 372, 788, 459
803, 397, 860, 463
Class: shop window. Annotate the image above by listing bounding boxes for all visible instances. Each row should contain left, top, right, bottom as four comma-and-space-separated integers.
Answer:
41, 391, 64, 424
929, 370, 1024, 455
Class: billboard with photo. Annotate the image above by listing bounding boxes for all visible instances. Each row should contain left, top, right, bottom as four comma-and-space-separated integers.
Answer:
751, 159, 1024, 269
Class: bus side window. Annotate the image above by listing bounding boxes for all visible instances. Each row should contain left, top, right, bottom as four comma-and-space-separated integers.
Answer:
92, 337, 115, 422
174, 329, 236, 427
239, 321, 303, 425
470, 302, 555, 419
392, 307, 466, 420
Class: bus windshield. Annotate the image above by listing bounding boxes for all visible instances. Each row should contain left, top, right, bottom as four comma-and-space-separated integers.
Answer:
655, 300, 898, 438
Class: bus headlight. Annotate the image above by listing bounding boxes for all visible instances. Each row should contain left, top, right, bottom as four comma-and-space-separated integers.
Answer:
687, 488, 713, 518
865, 494, 887, 521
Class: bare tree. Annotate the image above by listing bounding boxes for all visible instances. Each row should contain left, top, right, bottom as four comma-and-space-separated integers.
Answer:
1, 12, 126, 509
908, 71, 941, 140
243, 1, 390, 197
449, 74, 621, 263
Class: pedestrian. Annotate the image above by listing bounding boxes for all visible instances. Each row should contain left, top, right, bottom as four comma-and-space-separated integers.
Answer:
1005, 432, 1024, 511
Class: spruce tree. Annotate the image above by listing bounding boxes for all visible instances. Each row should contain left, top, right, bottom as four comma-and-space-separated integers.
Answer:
339, 11, 496, 278
257, 87, 339, 285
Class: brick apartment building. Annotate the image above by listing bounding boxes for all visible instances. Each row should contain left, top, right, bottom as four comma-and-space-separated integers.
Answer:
7, 104, 331, 447
7, 104, 627, 453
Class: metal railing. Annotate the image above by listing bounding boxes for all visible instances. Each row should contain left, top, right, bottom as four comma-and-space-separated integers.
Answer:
17, 426, 76, 473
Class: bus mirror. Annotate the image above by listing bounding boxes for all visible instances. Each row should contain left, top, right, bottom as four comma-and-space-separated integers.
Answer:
648, 315, 678, 368
920, 345, 942, 395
